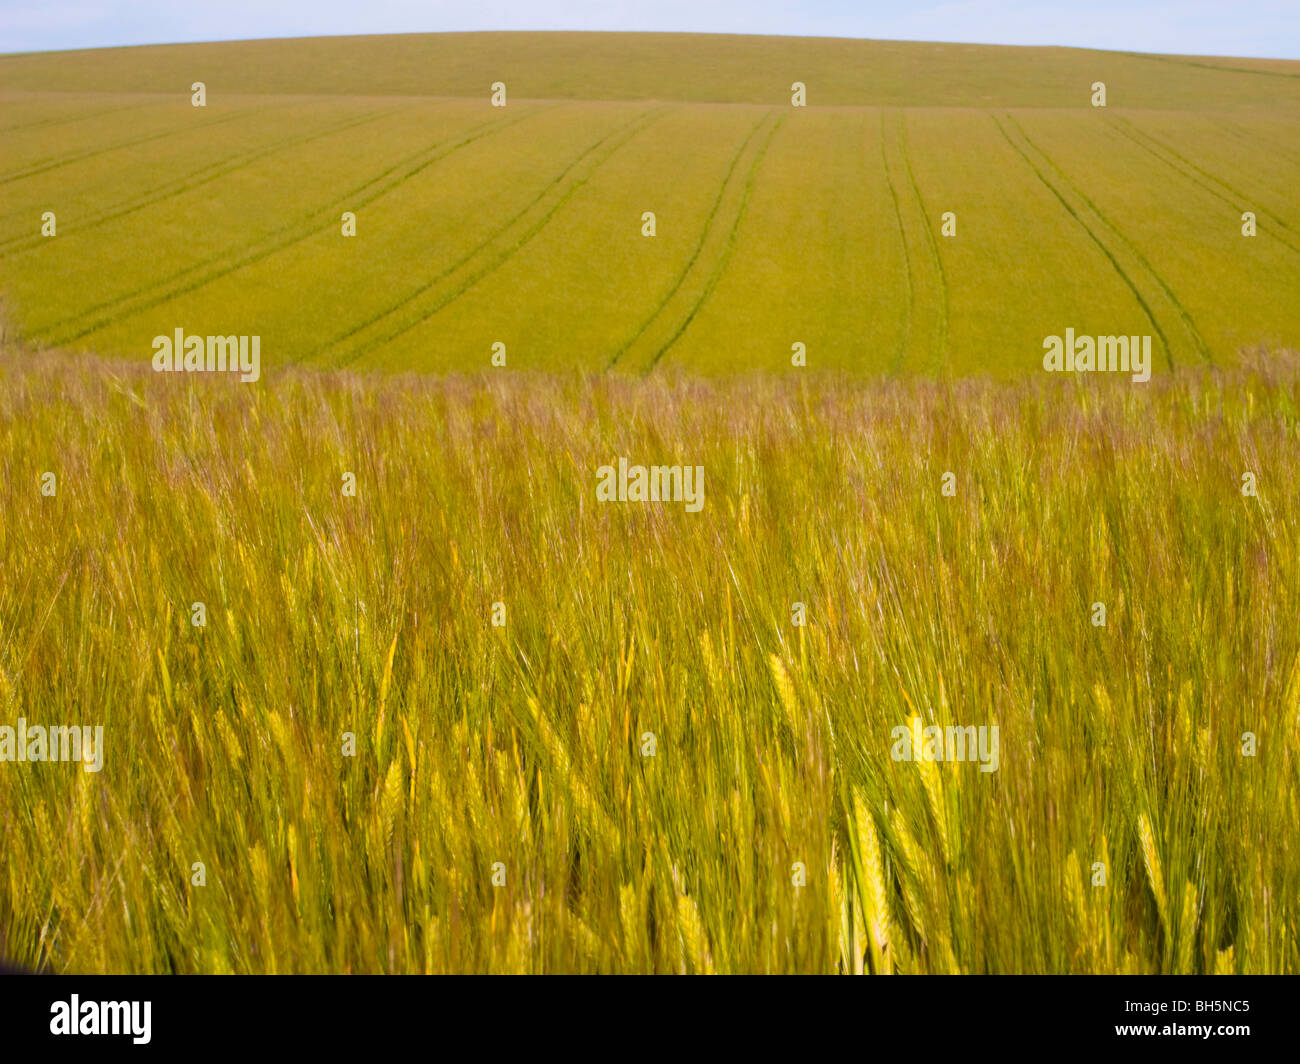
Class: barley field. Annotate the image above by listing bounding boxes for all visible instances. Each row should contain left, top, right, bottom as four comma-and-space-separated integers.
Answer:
1, 347, 1298, 974
1, 33, 1298, 373
2, 31, 1299, 977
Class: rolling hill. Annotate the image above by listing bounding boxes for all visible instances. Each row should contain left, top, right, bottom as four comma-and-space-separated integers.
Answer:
1, 32, 1298, 373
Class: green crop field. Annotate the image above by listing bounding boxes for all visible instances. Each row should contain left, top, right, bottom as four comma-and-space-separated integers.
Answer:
1, 32, 1298, 374
2, 349, 1299, 975
2, 32, 1300, 979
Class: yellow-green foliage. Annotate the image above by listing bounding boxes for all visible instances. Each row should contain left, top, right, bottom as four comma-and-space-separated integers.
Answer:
1, 349, 1297, 973
1, 35, 1298, 373
3, 32, 1298, 108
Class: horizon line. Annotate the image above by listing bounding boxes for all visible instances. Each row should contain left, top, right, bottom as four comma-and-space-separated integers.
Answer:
2, 28, 1297, 65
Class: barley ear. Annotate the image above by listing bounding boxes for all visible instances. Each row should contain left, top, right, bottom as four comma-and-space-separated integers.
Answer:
1137, 813, 1169, 935
850, 787, 891, 974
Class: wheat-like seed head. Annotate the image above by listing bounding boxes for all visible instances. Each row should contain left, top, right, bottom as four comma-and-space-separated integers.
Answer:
851, 787, 891, 973
1137, 813, 1169, 934
768, 654, 800, 734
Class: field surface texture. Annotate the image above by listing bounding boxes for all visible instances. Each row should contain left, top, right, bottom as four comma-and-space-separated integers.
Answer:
1, 34, 1299, 976
1, 353, 1298, 973
1, 33, 1297, 373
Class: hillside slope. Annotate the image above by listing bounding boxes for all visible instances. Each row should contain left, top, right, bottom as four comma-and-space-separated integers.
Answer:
3, 32, 1299, 108
1, 33, 1297, 374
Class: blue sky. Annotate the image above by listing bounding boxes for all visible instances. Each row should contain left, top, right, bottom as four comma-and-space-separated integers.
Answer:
1, 1, 1297, 59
